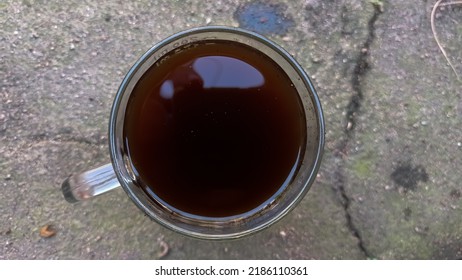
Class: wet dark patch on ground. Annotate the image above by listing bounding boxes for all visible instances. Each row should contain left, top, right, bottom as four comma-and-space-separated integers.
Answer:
391, 163, 429, 191
403, 207, 412, 221
432, 241, 462, 260
234, 1, 294, 35
450, 189, 461, 200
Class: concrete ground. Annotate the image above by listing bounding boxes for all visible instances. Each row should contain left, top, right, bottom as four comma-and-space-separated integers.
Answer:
1, 0, 461, 259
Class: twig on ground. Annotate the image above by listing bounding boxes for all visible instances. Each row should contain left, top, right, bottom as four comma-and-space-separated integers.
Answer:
431, 0, 461, 80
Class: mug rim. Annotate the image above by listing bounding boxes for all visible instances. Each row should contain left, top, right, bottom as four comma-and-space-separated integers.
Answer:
108, 25, 325, 239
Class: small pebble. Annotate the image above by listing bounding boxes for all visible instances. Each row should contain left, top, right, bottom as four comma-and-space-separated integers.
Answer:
346, 121, 353, 130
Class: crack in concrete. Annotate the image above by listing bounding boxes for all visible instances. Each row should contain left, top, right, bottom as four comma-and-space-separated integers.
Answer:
346, 3, 382, 135
334, 3, 383, 259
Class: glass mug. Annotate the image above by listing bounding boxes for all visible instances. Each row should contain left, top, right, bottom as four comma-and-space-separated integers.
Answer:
61, 26, 324, 239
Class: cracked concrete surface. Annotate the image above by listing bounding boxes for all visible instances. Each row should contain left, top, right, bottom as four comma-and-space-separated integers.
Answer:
343, 0, 462, 259
332, 2, 383, 259
1, 0, 461, 259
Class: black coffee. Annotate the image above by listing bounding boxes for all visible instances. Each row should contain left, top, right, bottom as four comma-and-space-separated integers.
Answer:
124, 40, 305, 217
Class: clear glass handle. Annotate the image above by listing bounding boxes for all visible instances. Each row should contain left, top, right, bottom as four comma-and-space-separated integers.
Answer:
61, 163, 120, 203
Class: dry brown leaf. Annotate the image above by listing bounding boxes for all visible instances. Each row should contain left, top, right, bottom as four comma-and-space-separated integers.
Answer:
39, 225, 56, 238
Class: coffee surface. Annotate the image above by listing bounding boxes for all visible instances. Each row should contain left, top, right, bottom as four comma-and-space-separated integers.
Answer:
124, 41, 305, 217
